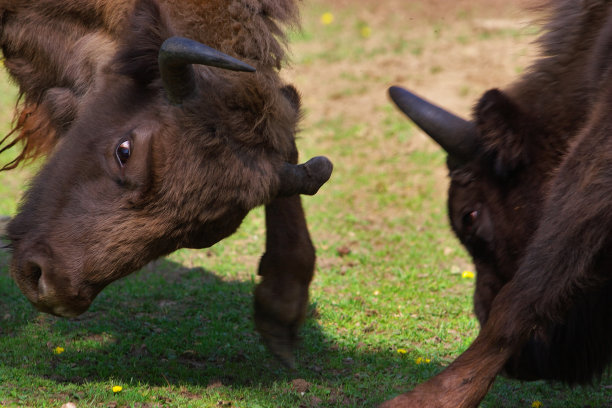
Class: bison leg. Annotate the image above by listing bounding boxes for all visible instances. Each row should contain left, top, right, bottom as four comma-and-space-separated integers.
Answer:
254, 195, 315, 368
379, 284, 523, 407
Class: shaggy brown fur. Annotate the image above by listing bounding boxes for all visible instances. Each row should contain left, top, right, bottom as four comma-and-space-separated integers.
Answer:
0, 0, 299, 169
1, 0, 326, 367
385, 1, 612, 406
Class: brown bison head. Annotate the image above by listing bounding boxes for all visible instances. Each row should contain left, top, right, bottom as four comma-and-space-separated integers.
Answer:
388, 86, 612, 383
6, 0, 331, 318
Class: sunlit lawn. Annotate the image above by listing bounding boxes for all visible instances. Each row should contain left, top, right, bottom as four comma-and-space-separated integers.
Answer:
1, 2, 611, 407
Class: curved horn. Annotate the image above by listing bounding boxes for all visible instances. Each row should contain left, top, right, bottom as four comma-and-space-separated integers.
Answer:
388, 86, 477, 163
158, 37, 256, 105
277, 156, 333, 197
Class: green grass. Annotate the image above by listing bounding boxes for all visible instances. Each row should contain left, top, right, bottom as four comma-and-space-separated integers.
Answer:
1, 2, 612, 408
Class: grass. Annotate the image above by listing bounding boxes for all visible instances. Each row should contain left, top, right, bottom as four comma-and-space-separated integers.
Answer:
1, 1, 612, 407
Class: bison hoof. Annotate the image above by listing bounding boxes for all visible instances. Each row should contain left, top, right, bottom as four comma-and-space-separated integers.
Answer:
260, 330, 297, 369
254, 303, 300, 369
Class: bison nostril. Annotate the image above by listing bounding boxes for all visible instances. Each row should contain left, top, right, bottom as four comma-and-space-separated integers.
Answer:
24, 261, 43, 288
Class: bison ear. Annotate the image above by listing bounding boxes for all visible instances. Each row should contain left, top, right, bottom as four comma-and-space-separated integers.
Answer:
114, 0, 173, 86
43, 88, 79, 132
475, 89, 532, 178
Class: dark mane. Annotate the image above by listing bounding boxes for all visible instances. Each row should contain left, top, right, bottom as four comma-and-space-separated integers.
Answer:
508, 0, 610, 137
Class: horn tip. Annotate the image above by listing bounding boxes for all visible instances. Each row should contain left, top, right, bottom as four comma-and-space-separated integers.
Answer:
388, 85, 412, 105
240, 64, 257, 73
305, 156, 333, 185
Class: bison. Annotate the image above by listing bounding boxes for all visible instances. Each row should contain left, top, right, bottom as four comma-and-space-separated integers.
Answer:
385, 0, 612, 406
0, 0, 332, 367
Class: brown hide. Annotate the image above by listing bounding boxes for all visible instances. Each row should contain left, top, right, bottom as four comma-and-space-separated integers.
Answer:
386, 0, 612, 406
0, 0, 329, 367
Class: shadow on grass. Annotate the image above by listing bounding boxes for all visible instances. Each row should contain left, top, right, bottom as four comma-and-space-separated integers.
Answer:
0, 250, 438, 406
3, 249, 603, 408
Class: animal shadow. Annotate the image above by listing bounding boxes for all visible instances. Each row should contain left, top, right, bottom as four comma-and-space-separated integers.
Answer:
0, 252, 438, 407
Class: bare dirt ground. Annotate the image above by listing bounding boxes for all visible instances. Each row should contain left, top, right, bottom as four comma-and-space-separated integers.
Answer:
282, 0, 542, 249
288, 0, 540, 145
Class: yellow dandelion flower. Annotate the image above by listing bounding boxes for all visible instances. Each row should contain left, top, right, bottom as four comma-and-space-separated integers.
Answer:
360, 26, 372, 39
397, 348, 407, 354
112, 385, 123, 393
415, 357, 431, 364
53, 346, 65, 355
462, 270, 475, 279
531, 401, 542, 408
320, 12, 334, 25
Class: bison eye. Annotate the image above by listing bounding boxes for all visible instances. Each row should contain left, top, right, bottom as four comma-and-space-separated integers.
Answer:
462, 210, 479, 231
115, 140, 131, 167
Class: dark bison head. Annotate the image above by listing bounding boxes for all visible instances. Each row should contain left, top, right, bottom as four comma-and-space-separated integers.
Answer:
388, 86, 611, 383
389, 86, 555, 324
6, 1, 331, 317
